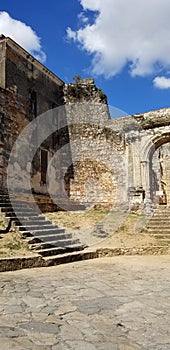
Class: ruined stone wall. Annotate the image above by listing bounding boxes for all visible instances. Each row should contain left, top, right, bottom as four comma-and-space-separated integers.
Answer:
2, 35, 170, 211
5, 43, 64, 116
116, 108, 170, 210
62, 103, 127, 209
64, 78, 107, 105
0, 87, 26, 188
0, 37, 65, 195
65, 104, 170, 210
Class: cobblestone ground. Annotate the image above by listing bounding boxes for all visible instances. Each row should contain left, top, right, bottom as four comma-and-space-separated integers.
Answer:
0, 255, 170, 350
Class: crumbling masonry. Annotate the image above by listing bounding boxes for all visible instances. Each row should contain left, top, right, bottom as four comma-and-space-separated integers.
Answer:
1, 34, 170, 213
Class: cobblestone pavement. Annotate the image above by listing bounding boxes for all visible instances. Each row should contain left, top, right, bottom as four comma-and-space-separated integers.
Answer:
0, 255, 170, 350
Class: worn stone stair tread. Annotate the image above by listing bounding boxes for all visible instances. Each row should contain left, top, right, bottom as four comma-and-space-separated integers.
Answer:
148, 227, 170, 230
30, 236, 79, 245
149, 218, 170, 221
0, 204, 29, 208
150, 213, 170, 216
43, 250, 81, 260
36, 247, 67, 256
149, 223, 170, 226
15, 217, 49, 223
28, 241, 61, 249
6, 213, 39, 218
4, 206, 34, 210
22, 228, 66, 235
148, 229, 170, 232
18, 224, 58, 231
149, 232, 170, 237
43, 248, 88, 262
64, 243, 86, 250
148, 232, 170, 235
1, 207, 29, 212
6, 212, 45, 219
148, 224, 170, 227
29, 233, 71, 242
29, 239, 82, 245
36, 244, 84, 257
6, 216, 41, 221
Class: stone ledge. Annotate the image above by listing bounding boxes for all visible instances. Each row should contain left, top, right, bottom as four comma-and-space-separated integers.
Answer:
0, 246, 169, 273
0, 255, 44, 272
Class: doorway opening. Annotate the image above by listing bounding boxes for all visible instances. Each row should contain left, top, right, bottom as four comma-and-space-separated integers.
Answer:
151, 142, 170, 205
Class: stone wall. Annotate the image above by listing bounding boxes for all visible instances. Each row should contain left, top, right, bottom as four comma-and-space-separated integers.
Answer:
1, 35, 170, 212
65, 104, 170, 211
62, 103, 127, 209
0, 36, 65, 196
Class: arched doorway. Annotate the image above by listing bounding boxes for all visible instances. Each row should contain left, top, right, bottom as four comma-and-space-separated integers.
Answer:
149, 134, 170, 206
140, 132, 170, 210
151, 143, 170, 205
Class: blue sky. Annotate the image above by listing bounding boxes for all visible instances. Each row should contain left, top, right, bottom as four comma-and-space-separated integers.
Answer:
1, 0, 170, 117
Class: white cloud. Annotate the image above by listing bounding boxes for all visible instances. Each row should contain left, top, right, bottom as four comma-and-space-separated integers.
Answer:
67, 27, 77, 41
77, 12, 88, 24
0, 12, 46, 63
67, 0, 170, 79
153, 76, 170, 89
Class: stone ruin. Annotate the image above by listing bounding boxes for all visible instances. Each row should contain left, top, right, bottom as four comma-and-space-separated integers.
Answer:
1, 34, 170, 214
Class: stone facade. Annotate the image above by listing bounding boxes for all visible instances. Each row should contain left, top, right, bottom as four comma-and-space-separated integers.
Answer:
0, 35, 64, 196
1, 34, 170, 212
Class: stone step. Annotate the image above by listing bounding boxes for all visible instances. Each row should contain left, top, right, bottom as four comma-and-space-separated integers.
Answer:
148, 228, 170, 233
149, 234, 170, 239
0, 200, 28, 205
36, 243, 84, 257
33, 228, 65, 236
149, 217, 170, 221
18, 224, 58, 231
22, 228, 66, 236
63, 243, 86, 251
0, 202, 13, 207
0, 199, 13, 204
28, 233, 71, 243
147, 224, 170, 231
151, 212, 170, 215
148, 216, 170, 219
35, 246, 67, 256
15, 217, 47, 225
32, 236, 79, 247
0, 195, 11, 199
42, 249, 87, 264
148, 221, 170, 225
29, 241, 66, 250
37, 235, 72, 243
1, 207, 34, 213
0, 203, 30, 212
6, 216, 46, 224
0, 192, 85, 257
153, 213, 170, 216
5, 212, 40, 218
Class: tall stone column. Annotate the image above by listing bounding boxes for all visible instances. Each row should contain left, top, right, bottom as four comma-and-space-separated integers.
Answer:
141, 160, 153, 213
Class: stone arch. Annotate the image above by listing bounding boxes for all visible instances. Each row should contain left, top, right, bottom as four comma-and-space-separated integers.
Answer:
141, 131, 170, 207
141, 132, 170, 162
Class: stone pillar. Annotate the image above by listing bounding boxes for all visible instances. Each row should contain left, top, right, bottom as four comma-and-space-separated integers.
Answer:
141, 160, 153, 214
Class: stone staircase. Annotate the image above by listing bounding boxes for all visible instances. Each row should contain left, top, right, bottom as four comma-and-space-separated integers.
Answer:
0, 192, 85, 257
146, 206, 170, 245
